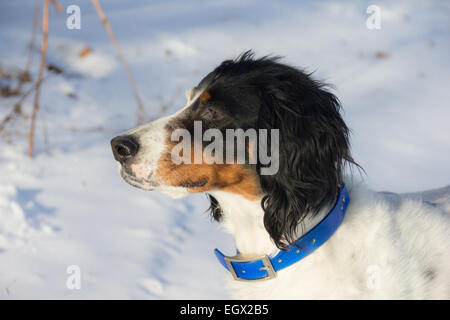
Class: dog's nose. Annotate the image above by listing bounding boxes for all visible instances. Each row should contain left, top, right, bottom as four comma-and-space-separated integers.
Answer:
111, 135, 139, 164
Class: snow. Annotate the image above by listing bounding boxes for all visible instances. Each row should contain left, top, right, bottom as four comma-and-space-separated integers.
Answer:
0, 0, 449, 299
55, 42, 118, 79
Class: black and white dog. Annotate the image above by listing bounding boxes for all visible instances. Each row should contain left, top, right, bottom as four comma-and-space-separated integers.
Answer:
111, 52, 450, 299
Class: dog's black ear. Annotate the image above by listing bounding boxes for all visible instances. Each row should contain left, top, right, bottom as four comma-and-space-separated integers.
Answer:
257, 68, 356, 249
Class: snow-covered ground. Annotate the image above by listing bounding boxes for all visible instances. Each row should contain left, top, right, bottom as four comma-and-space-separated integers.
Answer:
0, 0, 449, 299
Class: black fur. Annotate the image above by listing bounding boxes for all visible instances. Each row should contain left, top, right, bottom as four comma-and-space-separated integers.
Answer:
206, 194, 223, 221
201, 51, 358, 249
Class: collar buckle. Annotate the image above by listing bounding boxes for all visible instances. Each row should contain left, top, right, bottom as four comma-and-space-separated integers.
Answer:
224, 255, 277, 281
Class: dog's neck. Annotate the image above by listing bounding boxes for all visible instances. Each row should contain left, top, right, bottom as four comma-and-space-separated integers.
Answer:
210, 190, 330, 259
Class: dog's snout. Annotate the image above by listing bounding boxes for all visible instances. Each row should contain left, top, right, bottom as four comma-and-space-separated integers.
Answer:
111, 135, 139, 164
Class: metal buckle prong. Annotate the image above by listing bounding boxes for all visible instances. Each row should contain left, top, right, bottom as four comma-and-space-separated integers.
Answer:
224, 255, 277, 282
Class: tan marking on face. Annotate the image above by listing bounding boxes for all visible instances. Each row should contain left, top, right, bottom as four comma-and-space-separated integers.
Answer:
217, 164, 262, 200
248, 137, 257, 163
155, 136, 262, 201
199, 91, 211, 103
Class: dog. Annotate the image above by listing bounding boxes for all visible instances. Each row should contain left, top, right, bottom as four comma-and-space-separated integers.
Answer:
111, 52, 450, 299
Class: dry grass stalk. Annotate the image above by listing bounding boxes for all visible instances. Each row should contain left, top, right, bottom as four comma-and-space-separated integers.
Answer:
49, 0, 63, 12
91, 0, 146, 124
28, 0, 49, 157
0, 73, 51, 133
25, 0, 41, 72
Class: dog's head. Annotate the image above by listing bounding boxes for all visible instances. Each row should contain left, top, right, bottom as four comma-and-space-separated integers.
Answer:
111, 51, 356, 248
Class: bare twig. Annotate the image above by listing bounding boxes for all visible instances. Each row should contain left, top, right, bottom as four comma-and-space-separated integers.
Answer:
49, 0, 63, 12
28, 0, 49, 157
91, 0, 146, 124
0, 74, 51, 133
0, 104, 22, 133
25, 0, 40, 72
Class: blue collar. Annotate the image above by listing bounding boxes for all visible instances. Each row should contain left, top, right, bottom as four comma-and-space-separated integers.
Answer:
214, 184, 350, 281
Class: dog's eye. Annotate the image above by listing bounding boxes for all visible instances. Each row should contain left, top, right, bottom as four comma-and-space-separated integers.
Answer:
203, 107, 223, 120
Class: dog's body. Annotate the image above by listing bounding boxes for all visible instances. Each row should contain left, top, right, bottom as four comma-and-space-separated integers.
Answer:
214, 180, 450, 299
111, 52, 450, 299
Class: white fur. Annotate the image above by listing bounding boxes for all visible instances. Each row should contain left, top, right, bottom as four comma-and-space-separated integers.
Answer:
119, 88, 205, 199
212, 178, 450, 299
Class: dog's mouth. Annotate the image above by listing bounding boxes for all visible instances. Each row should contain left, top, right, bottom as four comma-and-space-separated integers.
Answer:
120, 168, 158, 191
